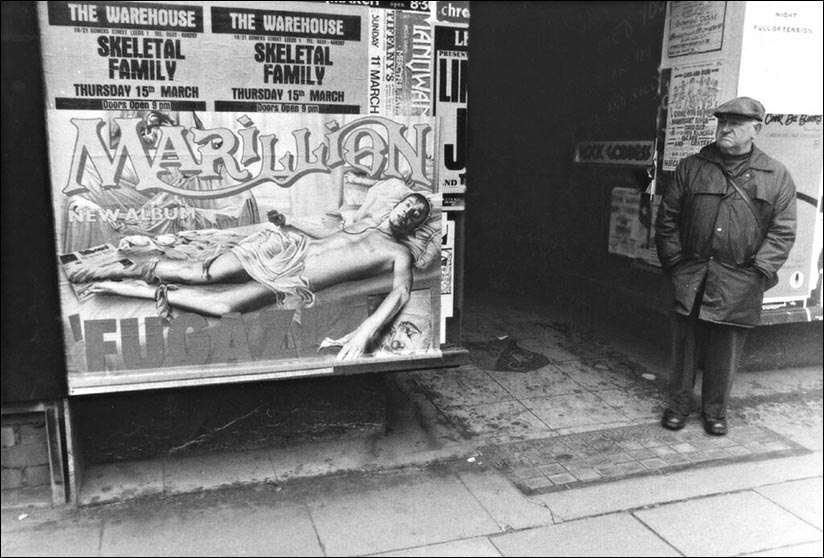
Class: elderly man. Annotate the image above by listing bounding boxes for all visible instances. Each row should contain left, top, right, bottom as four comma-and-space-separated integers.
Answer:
655, 96, 797, 435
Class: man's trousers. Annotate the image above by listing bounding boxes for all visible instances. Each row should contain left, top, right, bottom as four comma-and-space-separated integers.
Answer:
667, 312, 750, 419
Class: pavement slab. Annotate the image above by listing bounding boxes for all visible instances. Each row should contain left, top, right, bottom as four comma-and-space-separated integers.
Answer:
373, 537, 503, 557
1, 523, 102, 557
439, 400, 553, 444
519, 391, 632, 430
756, 477, 824, 530
634, 490, 823, 557
486, 366, 585, 399
406, 366, 515, 409
456, 468, 556, 530
588, 387, 662, 421
741, 541, 824, 557
100, 496, 321, 557
490, 512, 680, 557
554, 359, 637, 390
306, 472, 501, 556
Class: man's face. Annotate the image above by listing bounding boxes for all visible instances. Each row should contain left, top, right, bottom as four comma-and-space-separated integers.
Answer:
139, 112, 163, 146
388, 196, 428, 234
382, 321, 427, 353
715, 116, 761, 155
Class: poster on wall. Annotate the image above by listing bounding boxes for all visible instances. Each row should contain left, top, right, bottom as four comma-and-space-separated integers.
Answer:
737, 1, 823, 115
208, 4, 368, 115
440, 215, 455, 343
606, 187, 662, 266
366, 4, 434, 117
40, 1, 208, 112
666, 1, 726, 58
757, 114, 824, 304
662, 59, 723, 171
37, 1, 458, 394
434, 23, 468, 195
608, 187, 644, 258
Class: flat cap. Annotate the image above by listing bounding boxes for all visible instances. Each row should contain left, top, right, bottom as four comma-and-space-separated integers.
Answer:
713, 96, 766, 121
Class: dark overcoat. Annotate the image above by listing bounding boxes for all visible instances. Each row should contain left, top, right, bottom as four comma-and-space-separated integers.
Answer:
655, 143, 797, 327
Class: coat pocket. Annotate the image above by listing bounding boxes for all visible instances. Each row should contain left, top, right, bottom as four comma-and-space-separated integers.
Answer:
716, 261, 766, 325
670, 258, 707, 315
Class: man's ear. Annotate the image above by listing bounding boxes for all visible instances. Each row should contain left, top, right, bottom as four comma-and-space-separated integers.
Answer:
753, 122, 763, 135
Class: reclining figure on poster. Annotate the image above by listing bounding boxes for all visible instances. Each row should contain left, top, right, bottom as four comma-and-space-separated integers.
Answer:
67, 192, 432, 361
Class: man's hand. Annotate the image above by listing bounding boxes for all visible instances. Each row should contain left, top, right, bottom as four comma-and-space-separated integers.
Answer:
267, 209, 287, 227
336, 328, 372, 361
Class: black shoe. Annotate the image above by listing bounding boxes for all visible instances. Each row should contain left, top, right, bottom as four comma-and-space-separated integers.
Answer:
661, 409, 687, 430
702, 415, 728, 436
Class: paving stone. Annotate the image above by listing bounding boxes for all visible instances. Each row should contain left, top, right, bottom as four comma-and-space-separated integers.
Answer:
651, 446, 677, 456
537, 463, 565, 476
308, 474, 500, 556
725, 446, 753, 457
635, 491, 822, 556
594, 464, 623, 477
457, 469, 555, 530
660, 453, 691, 466
492, 513, 680, 557
521, 392, 628, 429
567, 467, 601, 481
628, 448, 656, 460
443, 400, 552, 443
101, 499, 322, 557
704, 448, 732, 459
616, 462, 647, 474
547, 472, 577, 485
640, 457, 668, 469
617, 440, 644, 451
713, 436, 740, 448
745, 442, 769, 452
487, 367, 584, 399
689, 451, 715, 463
740, 541, 824, 557
763, 440, 792, 452
511, 466, 542, 479
411, 367, 515, 409
375, 537, 503, 557
519, 477, 554, 491
592, 388, 660, 421
672, 442, 698, 453
1, 524, 102, 557
756, 477, 823, 530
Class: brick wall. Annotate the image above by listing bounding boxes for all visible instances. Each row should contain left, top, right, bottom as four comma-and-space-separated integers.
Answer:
1, 414, 51, 490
